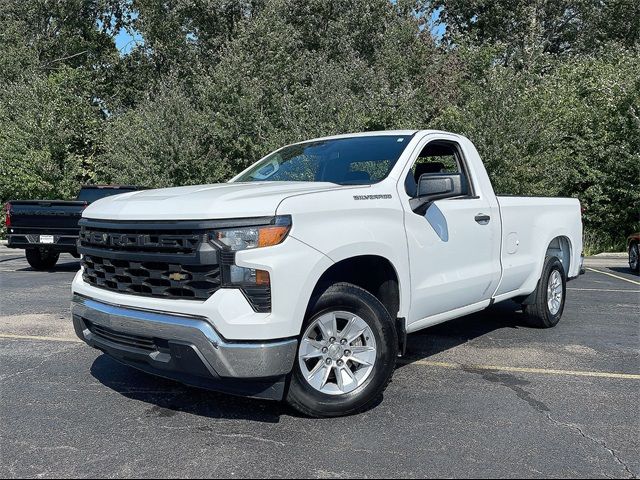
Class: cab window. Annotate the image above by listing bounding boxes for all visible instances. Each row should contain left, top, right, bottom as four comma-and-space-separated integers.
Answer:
405, 140, 473, 197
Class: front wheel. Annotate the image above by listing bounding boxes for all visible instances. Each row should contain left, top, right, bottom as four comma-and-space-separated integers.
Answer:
286, 283, 398, 418
629, 242, 639, 274
524, 256, 566, 328
25, 249, 59, 270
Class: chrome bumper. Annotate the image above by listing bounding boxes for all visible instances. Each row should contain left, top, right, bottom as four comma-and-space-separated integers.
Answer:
71, 294, 297, 380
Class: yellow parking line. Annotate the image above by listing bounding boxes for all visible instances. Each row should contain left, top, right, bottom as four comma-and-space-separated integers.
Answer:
403, 359, 640, 380
0, 333, 82, 343
586, 267, 640, 286
3, 334, 639, 381
568, 287, 639, 293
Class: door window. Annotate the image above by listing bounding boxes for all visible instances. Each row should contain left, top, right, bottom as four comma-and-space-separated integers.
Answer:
405, 140, 473, 198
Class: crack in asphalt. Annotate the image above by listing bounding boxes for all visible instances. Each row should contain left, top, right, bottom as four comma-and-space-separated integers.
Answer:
545, 413, 638, 479
463, 365, 638, 479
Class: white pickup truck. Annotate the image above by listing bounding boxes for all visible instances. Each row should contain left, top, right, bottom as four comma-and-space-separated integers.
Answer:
71, 130, 583, 417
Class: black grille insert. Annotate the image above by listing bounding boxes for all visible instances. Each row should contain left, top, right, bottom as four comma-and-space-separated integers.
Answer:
79, 226, 203, 254
81, 255, 221, 300
85, 320, 156, 352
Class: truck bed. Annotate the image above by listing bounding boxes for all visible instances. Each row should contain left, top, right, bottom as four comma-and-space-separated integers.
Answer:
495, 195, 583, 298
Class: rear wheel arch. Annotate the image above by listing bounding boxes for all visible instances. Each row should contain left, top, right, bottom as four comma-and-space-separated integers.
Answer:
545, 236, 572, 276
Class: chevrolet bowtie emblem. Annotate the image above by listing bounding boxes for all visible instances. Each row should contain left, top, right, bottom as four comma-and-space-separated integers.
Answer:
168, 272, 188, 281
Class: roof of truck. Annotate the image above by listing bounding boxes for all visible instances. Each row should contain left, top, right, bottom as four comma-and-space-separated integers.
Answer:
299, 129, 460, 144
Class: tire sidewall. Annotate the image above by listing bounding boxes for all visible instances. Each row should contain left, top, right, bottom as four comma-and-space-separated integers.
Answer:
540, 257, 567, 327
629, 243, 639, 273
26, 249, 59, 270
287, 283, 397, 417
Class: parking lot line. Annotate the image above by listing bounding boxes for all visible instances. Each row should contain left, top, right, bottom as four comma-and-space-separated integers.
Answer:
568, 287, 639, 293
402, 359, 640, 380
3, 335, 638, 381
0, 333, 82, 343
586, 267, 640, 286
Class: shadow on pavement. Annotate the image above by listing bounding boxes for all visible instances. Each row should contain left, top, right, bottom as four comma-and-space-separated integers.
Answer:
89, 302, 528, 419
90, 354, 293, 423
398, 300, 530, 368
90, 353, 385, 420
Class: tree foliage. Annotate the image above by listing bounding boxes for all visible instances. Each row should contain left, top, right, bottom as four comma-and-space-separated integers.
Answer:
0, 0, 638, 249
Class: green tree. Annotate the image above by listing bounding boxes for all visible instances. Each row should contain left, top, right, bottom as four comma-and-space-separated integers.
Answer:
435, 45, 640, 248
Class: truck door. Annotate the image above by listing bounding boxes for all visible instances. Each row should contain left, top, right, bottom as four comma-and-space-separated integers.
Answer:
400, 135, 502, 327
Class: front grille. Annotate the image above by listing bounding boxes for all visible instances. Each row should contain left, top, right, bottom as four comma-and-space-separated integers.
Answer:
78, 219, 271, 311
85, 320, 156, 352
79, 226, 203, 254
81, 255, 221, 300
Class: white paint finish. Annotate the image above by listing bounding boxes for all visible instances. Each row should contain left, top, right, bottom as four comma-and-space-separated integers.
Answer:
276, 183, 411, 319
72, 129, 584, 342
83, 182, 342, 220
395, 133, 502, 326
493, 195, 583, 297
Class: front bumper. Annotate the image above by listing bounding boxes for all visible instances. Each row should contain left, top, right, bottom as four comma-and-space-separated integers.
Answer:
72, 294, 298, 400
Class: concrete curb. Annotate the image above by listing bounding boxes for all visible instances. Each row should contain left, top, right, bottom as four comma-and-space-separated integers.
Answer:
0, 239, 7, 245
592, 252, 626, 258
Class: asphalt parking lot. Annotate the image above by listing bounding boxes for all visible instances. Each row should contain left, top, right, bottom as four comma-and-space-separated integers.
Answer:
0, 246, 638, 478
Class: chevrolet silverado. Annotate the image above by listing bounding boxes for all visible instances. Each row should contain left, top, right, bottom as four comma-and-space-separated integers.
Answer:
71, 130, 583, 417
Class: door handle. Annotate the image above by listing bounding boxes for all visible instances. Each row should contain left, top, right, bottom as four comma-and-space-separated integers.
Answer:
475, 213, 491, 225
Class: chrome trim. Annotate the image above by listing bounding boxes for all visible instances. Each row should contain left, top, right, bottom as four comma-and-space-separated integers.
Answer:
71, 294, 297, 378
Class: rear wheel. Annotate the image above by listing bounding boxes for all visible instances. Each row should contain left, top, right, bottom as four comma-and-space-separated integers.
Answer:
629, 242, 639, 274
524, 256, 566, 328
25, 249, 59, 270
286, 283, 398, 418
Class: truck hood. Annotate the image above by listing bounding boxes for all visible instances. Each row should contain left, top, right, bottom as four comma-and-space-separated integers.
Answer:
82, 182, 340, 220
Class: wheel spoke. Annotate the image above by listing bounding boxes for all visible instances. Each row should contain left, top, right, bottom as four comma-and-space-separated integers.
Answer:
346, 326, 367, 345
315, 317, 331, 341
335, 366, 345, 392
301, 350, 323, 360
339, 317, 357, 341
329, 313, 338, 339
302, 337, 324, 351
307, 364, 330, 390
350, 346, 376, 366
306, 359, 324, 381
342, 366, 358, 386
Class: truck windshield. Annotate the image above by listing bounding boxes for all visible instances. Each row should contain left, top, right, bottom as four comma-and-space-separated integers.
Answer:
233, 135, 412, 185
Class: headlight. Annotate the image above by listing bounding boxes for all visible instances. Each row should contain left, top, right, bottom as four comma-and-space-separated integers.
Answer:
210, 215, 291, 251
211, 216, 291, 313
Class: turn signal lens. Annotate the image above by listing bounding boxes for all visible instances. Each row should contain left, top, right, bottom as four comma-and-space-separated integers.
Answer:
255, 269, 270, 286
258, 225, 290, 247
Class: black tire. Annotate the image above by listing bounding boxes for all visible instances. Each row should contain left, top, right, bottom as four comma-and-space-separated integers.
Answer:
25, 249, 59, 270
524, 256, 566, 328
629, 242, 639, 274
286, 282, 398, 418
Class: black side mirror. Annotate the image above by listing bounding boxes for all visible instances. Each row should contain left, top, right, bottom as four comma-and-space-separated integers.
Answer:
417, 173, 464, 198
411, 173, 466, 214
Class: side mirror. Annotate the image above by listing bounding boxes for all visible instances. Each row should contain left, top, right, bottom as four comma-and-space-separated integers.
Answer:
411, 173, 466, 214
417, 173, 464, 198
